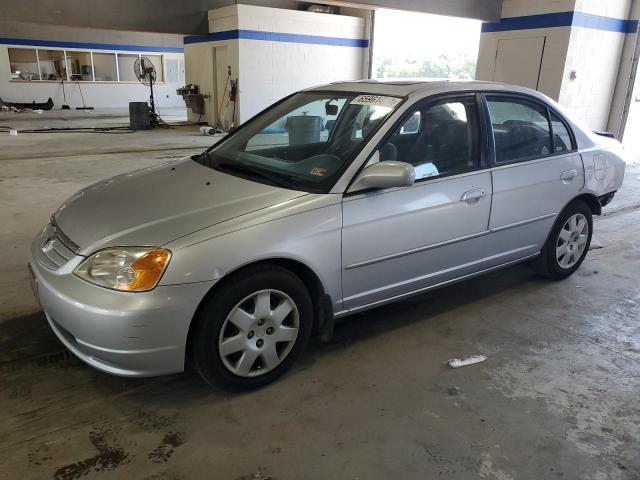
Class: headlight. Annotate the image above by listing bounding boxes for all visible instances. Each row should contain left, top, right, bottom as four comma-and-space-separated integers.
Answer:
74, 247, 171, 292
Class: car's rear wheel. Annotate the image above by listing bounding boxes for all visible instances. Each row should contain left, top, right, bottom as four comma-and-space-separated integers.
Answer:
531, 199, 592, 280
192, 265, 313, 391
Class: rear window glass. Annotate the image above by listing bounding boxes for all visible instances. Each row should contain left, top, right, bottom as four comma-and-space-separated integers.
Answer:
550, 111, 573, 152
487, 97, 552, 163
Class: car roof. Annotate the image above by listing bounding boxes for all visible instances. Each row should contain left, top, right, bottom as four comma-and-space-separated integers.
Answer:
306, 79, 536, 98
306, 79, 597, 152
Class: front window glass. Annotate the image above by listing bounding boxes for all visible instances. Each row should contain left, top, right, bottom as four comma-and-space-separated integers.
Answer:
197, 92, 403, 193
378, 98, 480, 180
487, 97, 552, 163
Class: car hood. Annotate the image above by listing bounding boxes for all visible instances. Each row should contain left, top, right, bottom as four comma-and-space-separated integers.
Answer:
54, 157, 308, 255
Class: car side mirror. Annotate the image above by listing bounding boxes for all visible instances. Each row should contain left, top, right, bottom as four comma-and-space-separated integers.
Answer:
348, 160, 415, 193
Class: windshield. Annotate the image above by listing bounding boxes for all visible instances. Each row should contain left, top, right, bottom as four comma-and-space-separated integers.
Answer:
195, 91, 403, 193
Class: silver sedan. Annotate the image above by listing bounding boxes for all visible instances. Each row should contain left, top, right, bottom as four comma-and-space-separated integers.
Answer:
29, 81, 626, 390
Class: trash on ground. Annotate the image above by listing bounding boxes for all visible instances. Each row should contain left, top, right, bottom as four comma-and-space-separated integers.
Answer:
447, 386, 463, 396
589, 237, 604, 250
9, 129, 18, 136
447, 355, 487, 368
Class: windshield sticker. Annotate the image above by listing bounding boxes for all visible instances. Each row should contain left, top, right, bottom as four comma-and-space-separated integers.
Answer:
350, 95, 402, 108
310, 167, 327, 177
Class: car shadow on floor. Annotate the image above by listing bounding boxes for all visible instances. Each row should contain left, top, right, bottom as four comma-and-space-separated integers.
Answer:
300, 262, 540, 367
0, 262, 543, 404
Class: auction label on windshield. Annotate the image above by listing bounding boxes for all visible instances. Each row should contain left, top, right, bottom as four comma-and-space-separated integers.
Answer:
350, 95, 402, 108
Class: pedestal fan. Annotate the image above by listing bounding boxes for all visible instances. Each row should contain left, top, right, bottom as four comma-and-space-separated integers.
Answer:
134, 57, 161, 127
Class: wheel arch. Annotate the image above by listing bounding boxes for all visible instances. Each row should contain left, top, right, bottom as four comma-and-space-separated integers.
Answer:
542, 193, 598, 248
571, 192, 602, 216
186, 257, 329, 360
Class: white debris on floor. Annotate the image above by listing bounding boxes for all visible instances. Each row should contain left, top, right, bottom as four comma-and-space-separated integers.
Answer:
447, 355, 488, 368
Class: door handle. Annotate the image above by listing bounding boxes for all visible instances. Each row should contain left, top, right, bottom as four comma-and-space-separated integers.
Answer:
560, 169, 578, 183
461, 188, 486, 204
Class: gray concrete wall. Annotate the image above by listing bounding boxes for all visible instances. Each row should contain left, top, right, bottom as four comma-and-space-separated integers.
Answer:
0, 0, 308, 34
0, 21, 185, 48
0, 0, 501, 35
323, 0, 502, 20
0, 0, 215, 34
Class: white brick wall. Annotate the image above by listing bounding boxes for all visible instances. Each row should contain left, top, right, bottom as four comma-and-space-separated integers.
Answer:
574, 0, 631, 19
476, 0, 634, 130
188, 4, 368, 125
559, 26, 627, 129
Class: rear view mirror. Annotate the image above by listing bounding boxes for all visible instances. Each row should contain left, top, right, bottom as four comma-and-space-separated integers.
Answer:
325, 102, 339, 116
349, 161, 415, 193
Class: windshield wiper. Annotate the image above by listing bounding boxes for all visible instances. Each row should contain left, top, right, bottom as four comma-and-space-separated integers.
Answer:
216, 162, 292, 188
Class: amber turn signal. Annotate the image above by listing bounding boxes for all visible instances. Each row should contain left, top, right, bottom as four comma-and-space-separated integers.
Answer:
117, 249, 171, 291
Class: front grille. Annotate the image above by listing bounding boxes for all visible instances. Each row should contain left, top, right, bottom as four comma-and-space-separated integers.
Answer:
37, 219, 80, 270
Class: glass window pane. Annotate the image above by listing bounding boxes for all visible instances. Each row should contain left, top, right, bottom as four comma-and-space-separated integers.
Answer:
117, 53, 139, 81
487, 97, 552, 163
145, 55, 163, 82
246, 98, 347, 150
39, 49, 67, 80
381, 99, 479, 179
550, 112, 572, 153
67, 51, 92, 81
8, 48, 40, 80
399, 111, 421, 134
92, 53, 117, 81
165, 58, 179, 83
209, 92, 399, 192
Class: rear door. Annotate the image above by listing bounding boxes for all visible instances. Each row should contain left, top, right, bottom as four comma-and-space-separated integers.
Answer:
341, 94, 494, 310
483, 94, 584, 261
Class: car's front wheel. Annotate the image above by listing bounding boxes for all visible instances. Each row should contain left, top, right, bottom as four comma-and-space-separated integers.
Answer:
531, 199, 593, 280
192, 265, 313, 391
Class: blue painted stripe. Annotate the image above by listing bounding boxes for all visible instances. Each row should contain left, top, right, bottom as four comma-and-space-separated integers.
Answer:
573, 12, 639, 33
0, 37, 183, 53
184, 29, 369, 47
482, 11, 639, 34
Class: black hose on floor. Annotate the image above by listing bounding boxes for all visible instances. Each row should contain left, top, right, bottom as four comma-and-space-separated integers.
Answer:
0, 125, 136, 134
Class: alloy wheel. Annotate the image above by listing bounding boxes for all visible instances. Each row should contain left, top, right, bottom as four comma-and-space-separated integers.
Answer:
555, 213, 589, 269
218, 289, 299, 377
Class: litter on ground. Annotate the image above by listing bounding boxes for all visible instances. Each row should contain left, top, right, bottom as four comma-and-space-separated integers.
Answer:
447, 355, 487, 368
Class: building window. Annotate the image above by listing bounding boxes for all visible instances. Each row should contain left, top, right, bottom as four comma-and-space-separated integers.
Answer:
92, 52, 117, 81
117, 53, 139, 81
145, 54, 164, 82
38, 49, 67, 80
7, 47, 171, 83
67, 51, 93, 81
8, 48, 40, 80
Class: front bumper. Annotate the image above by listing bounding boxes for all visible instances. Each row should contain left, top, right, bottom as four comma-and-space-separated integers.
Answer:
29, 235, 215, 377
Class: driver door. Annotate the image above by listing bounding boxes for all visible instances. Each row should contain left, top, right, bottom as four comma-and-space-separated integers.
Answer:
341, 94, 493, 310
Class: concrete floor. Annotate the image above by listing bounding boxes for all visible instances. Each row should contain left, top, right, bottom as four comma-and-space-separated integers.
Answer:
1, 111, 639, 480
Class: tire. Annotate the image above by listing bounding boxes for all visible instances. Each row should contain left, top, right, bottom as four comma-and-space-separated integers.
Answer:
191, 265, 313, 391
531, 199, 593, 280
